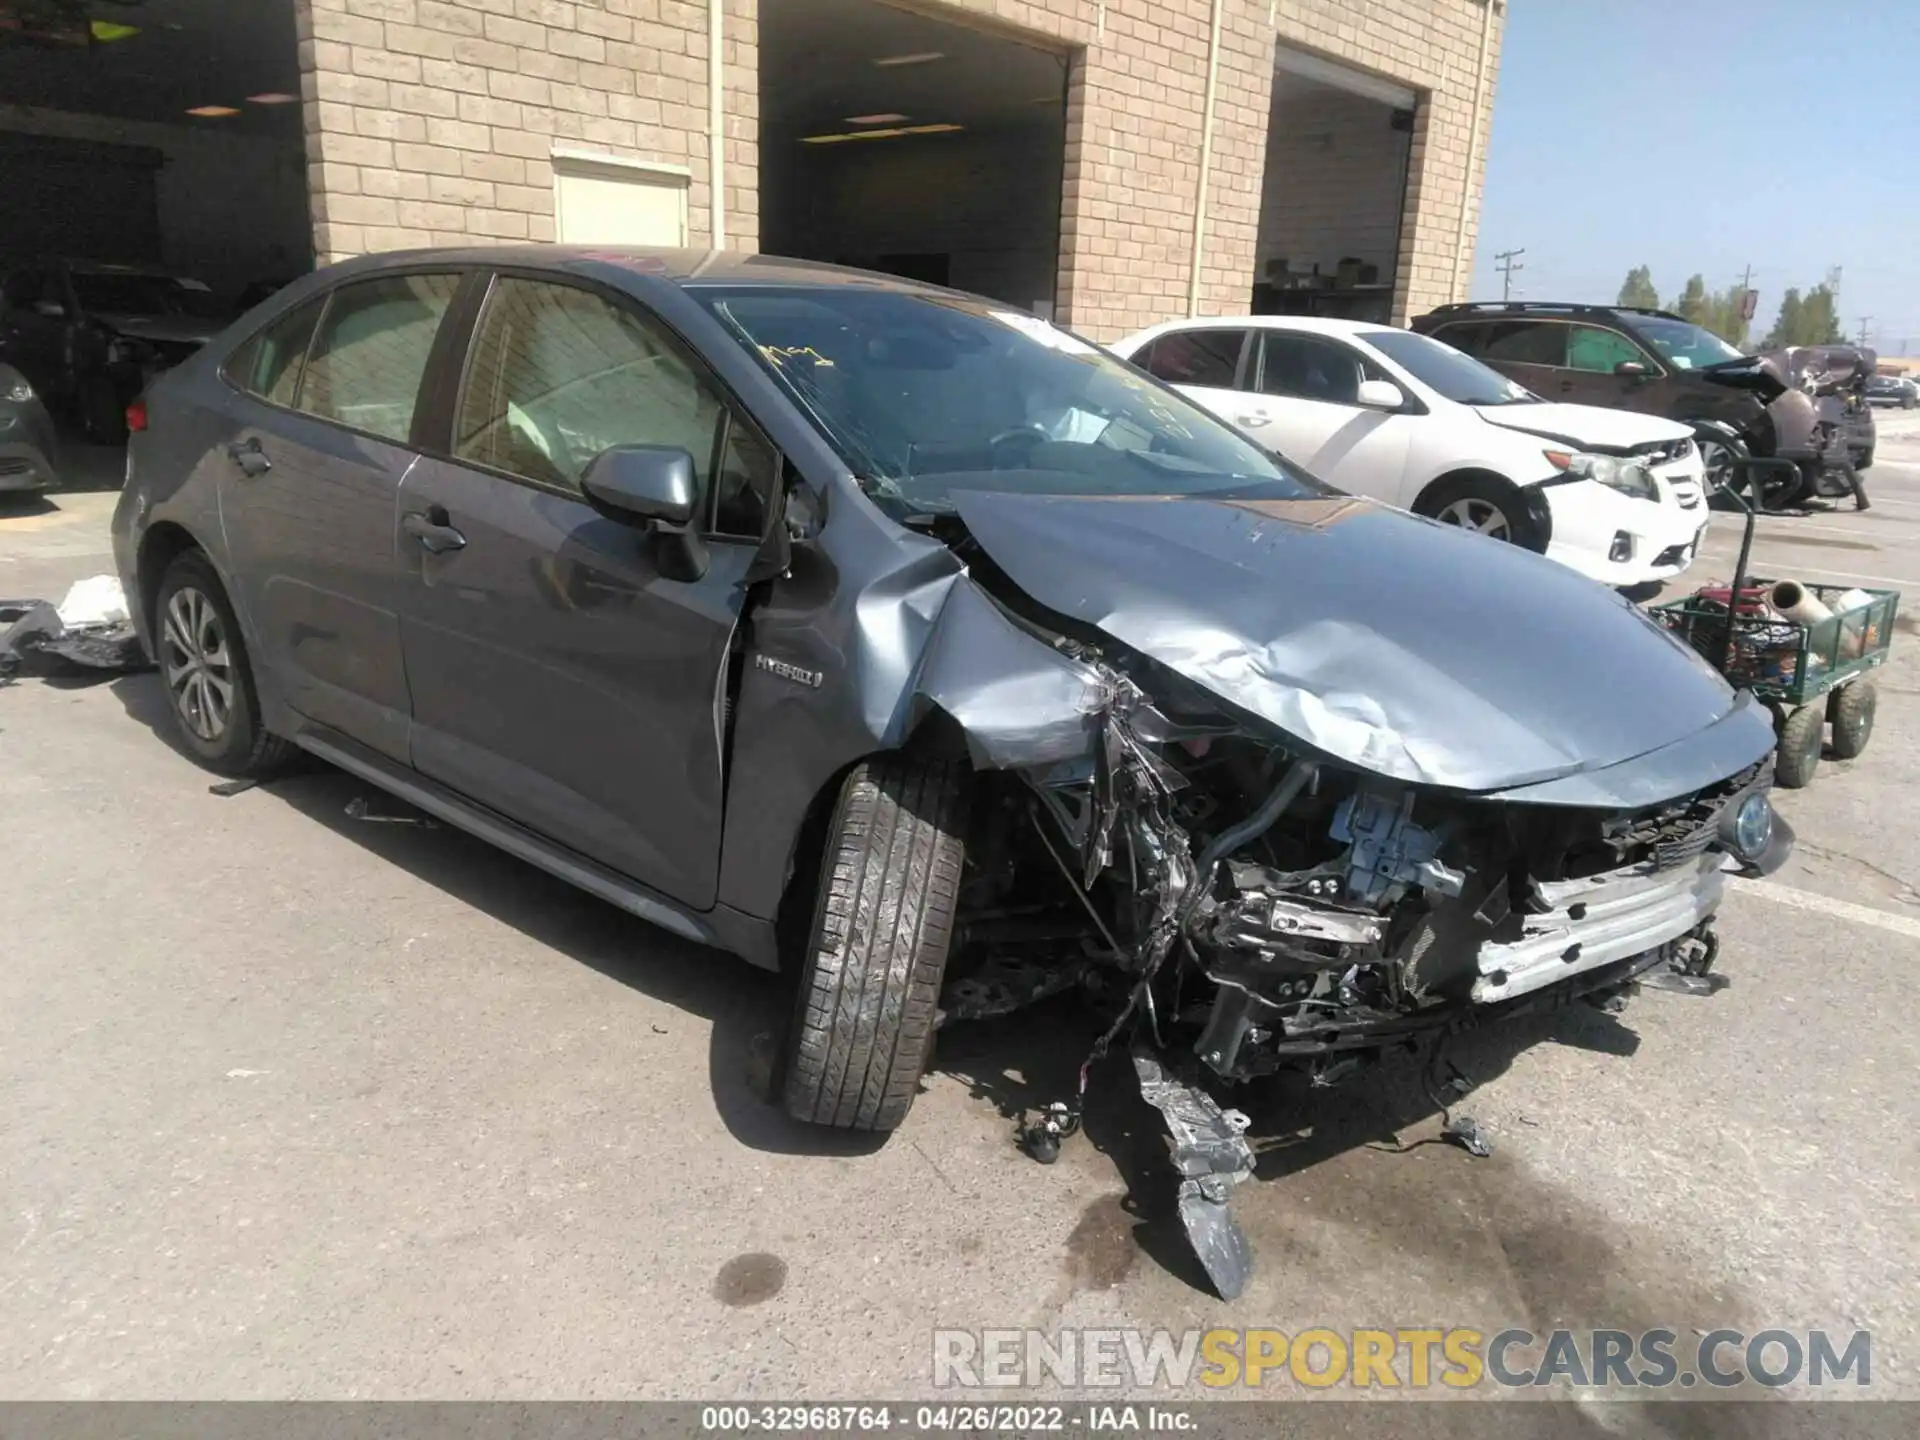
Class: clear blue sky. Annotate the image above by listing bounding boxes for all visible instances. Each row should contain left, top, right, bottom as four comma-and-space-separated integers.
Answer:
1469, 0, 1919, 353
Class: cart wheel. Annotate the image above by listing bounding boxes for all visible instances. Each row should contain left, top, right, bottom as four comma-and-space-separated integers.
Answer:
1828, 678, 1877, 759
1774, 704, 1825, 788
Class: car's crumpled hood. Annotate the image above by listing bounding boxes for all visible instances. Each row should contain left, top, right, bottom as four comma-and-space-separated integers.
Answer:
950, 489, 1759, 794
1472, 401, 1690, 452
97, 313, 224, 346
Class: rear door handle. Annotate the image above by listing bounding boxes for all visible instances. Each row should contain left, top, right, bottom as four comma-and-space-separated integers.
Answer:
1237, 411, 1272, 427
403, 508, 467, 554
226, 437, 271, 477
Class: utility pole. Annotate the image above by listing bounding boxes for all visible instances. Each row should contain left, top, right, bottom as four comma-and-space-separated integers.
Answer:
1494, 247, 1525, 302
1857, 317, 1873, 346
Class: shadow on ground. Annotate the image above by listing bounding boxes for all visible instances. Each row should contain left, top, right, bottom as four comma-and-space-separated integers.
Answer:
106, 670, 877, 1161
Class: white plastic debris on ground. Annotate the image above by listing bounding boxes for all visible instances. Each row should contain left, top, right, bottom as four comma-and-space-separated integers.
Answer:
56, 575, 130, 628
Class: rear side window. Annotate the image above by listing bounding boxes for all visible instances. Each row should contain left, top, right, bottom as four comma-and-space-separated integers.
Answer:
1138, 329, 1245, 387
226, 297, 323, 408
1566, 325, 1649, 374
298, 273, 460, 443
454, 276, 729, 500
1468, 320, 1568, 367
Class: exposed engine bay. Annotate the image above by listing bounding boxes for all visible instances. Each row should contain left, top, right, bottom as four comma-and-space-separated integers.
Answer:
931, 567, 1778, 1299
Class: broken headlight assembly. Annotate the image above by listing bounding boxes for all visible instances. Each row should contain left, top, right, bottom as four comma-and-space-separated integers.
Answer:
1545, 448, 1660, 501
1723, 789, 1776, 863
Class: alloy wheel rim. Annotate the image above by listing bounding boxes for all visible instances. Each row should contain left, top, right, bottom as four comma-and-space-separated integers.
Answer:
161, 586, 235, 743
1699, 440, 1733, 490
1435, 497, 1511, 540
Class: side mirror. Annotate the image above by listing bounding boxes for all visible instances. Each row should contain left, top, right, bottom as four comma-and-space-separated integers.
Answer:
1356, 379, 1405, 410
1614, 360, 1651, 379
33, 300, 67, 319
580, 444, 697, 526
580, 444, 710, 581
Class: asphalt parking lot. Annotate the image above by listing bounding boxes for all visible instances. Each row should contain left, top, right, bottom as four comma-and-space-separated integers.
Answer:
4, 416, 1919, 1406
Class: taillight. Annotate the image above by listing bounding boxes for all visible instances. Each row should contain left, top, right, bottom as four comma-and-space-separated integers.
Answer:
126, 398, 148, 433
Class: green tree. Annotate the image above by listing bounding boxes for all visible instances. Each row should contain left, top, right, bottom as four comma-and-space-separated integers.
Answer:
1764, 283, 1845, 347
1800, 282, 1844, 345
1765, 288, 1805, 348
1617, 265, 1659, 308
1696, 283, 1751, 349
1671, 274, 1709, 324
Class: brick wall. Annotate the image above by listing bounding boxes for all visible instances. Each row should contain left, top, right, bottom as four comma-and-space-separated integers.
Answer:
295, 0, 758, 258
295, 0, 1501, 339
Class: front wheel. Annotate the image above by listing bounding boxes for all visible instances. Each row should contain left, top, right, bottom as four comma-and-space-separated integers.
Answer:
1417, 475, 1542, 550
782, 755, 969, 1132
1774, 703, 1825, 789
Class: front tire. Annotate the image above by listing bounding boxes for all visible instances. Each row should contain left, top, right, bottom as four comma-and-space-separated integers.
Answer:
782, 756, 969, 1132
1416, 474, 1540, 549
154, 550, 296, 777
1774, 703, 1825, 789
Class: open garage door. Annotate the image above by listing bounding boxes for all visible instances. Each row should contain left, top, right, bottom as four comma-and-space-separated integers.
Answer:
1253, 48, 1417, 325
0, 1, 310, 450
759, 0, 1067, 314
0, 1, 311, 305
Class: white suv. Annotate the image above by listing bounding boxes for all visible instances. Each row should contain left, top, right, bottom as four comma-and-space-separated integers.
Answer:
1114, 317, 1709, 589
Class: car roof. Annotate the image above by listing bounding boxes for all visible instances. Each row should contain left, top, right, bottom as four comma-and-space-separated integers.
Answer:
320, 244, 959, 297
1420, 301, 1689, 325
1137, 315, 1397, 339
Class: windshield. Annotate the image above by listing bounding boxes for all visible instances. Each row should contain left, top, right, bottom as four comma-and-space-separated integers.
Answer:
692, 287, 1326, 515
71, 270, 223, 320
1360, 328, 1538, 405
1631, 315, 1746, 370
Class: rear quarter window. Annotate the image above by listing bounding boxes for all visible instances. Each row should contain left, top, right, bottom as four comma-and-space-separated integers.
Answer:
223, 296, 324, 408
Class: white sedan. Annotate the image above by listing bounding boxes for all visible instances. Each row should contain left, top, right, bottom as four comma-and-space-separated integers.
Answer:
1113, 317, 1709, 589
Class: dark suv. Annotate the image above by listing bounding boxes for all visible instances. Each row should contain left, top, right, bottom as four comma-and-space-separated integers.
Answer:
1410, 302, 1842, 496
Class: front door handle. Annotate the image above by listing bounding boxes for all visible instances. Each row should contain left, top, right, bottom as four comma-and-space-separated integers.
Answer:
1237, 410, 1272, 427
403, 508, 467, 554
226, 437, 271, 477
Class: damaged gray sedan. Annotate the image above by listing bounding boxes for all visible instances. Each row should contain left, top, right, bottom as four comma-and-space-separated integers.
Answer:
112, 250, 1790, 1298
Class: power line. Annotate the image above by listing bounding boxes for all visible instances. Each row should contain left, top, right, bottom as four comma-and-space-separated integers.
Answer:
1494, 248, 1525, 302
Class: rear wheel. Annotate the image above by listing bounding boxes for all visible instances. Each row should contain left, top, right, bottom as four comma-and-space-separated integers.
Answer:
154, 550, 296, 777
1774, 703, 1825, 789
782, 755, 969, 1132
1828, 679, 1876, 759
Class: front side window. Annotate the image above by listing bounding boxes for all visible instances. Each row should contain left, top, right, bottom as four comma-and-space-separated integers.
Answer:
1256, 334, 1379, 404
1566, 325, 1651, 375
1137, 329, 1246, 388
695, 287, 1324, 517
299, 273, 459, 443
454, 277, 729, 499
1361, 329, 1538, 406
